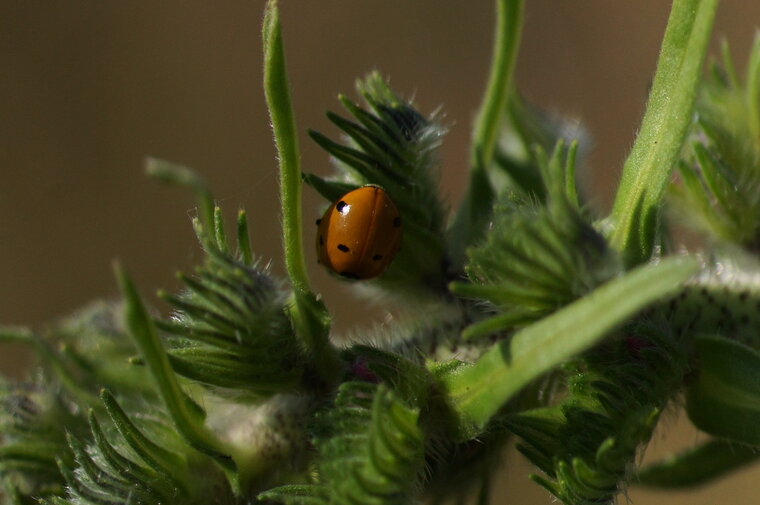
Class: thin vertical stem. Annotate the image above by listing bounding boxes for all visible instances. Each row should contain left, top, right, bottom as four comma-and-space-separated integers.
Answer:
263, 0, 310, 296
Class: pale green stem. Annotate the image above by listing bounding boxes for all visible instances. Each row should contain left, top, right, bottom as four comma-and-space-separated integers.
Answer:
609, 0, 718, 266
746, 33, 760, 140
448, 0, 524, 268
471, 0, 525, 170
262, 0, 309, 296
262, 0, 337, 383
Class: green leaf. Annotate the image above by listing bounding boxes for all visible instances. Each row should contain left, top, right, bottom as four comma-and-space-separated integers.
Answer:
453, 185, 618, 336
114, 264, 234, 468
496, 93, 587, 203
302, 173, 357, 204
442, 256, 698, 439
258, 484, 326, 505
261, 383, 425, 505
236, 209, 253, 266
87, 411, 177, 501
321, 384, 424, 503
66, 432, 158, 504
668, 36, 760, 250
99, 390, 189, 493
0, 327, 100, 407
637, 439, 760, 488
687, 335, 760, 445
610, 0, 718, 266
213, 206, 230, 255
509, 315, 690, 504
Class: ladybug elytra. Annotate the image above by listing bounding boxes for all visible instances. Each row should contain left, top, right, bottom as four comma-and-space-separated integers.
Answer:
316, 185, 402, 280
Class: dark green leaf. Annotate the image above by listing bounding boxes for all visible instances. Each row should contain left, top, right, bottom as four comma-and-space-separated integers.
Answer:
687, 336, 760, 445
637, 439, 760, 488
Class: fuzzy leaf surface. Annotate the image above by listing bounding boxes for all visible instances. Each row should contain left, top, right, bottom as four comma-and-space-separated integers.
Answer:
610, 0, 718, 265
443, 256, 697, 439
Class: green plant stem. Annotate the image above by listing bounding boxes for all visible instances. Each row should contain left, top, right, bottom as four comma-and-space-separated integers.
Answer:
442, 256, 697, 440
609, 0, 718, 266
471, 0, 524, 171
263, 0, 308, 297
448, 0, 525, 268
746, 33, 760, 140
263, 0, 337, 384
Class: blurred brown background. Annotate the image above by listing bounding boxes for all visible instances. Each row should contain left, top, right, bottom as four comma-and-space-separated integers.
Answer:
2, 1, 759, 504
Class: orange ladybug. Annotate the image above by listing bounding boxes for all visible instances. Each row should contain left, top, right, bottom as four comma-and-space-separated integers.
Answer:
316, 185, 402, 279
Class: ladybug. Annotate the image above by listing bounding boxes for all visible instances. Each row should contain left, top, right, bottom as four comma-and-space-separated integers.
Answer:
316, 185, 402, 280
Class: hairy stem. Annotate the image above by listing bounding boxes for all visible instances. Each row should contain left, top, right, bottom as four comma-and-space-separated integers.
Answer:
263, 0, 337, 383
471, 0, 525, 170
610, 0, 718, 266
448, 0, 525, 268
262, 0, 310, 295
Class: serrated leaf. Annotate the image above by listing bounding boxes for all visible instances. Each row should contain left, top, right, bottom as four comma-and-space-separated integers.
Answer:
264, 383, 424, 505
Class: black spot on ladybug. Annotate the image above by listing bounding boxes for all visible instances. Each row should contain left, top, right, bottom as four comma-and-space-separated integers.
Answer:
337, 244, 350, 252
372, 254, 383, 261
336, 201, 348, 213
340, 271, 359, 280
393, 216, 401, 227
316, 218, 321, 226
